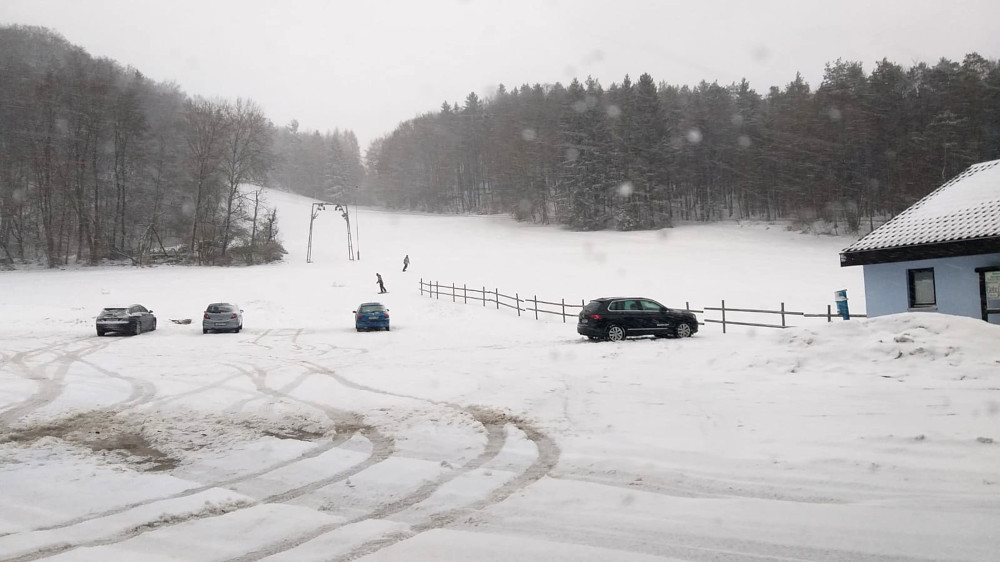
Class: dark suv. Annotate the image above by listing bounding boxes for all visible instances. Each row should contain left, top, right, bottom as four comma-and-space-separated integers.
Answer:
577, 297, 698, 341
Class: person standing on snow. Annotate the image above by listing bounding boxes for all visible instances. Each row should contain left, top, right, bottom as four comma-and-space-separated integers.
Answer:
402, 254, 410, 272
376, 273, 387, 293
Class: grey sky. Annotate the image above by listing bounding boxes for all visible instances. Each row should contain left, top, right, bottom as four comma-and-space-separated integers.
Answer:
3, 0, 998, 151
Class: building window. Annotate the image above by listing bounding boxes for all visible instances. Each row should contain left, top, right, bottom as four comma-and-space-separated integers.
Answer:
908, 268, 936, 308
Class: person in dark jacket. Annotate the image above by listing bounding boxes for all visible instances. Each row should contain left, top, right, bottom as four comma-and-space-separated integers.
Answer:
376, 273, 387, 293
402, 254, 410, 272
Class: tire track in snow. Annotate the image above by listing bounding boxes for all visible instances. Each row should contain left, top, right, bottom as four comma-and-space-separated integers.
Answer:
0, 337, 110, 425
329, 413, 560, 562
9, 359, 385, 555
5, 498, 254, 562
22, 427, 358, 536
223, 363, 396, 505
72, 355, 158, 411
224, 405, 509, 562
1, 336, 385, 557
246, 328, 368, 359
223, 362, 560, 562
5, 343, 557, 562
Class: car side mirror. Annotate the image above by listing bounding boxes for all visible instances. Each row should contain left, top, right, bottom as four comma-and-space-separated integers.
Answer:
352, 310, 357, 313
148, 310, 154, 314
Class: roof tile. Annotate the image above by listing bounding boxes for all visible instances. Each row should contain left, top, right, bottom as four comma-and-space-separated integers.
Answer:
843, 159, 1000, 254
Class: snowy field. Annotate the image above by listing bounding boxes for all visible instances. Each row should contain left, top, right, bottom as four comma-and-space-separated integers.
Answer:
1, 189, 998, 561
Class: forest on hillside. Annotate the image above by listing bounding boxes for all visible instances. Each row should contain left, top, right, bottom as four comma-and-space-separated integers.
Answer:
365, 55, 1000, 232
2, 24, 998, 269
0, 25, 363, 268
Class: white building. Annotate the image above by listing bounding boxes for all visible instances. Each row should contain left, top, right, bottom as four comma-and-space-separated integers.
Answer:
840, 159, 1000, 324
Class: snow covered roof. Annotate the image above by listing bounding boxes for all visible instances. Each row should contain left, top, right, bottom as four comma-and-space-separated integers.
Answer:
841, 159, 1000, 266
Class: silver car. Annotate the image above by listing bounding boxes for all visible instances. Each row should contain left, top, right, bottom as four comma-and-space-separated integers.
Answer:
202, 303, 243, 334
96, 304, 156, 336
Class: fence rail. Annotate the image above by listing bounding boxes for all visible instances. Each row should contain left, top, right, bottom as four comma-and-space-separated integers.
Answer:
418, 278, 865, 333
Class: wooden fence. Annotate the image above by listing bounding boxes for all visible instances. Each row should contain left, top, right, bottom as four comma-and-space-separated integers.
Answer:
418, 278, 866, 332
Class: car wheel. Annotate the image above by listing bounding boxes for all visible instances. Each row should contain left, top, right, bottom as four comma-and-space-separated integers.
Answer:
675, 323, 694, 338
385, 326, 390, 331
152, 319, 157, 331
97, 328, 105, 337
356, 328, 362, 332
203, 328, 209, 334
606, 324, 625, 342
132, 321, 142, 336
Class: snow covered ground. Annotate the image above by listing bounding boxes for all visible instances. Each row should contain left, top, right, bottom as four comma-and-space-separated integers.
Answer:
1, 188, 998, 561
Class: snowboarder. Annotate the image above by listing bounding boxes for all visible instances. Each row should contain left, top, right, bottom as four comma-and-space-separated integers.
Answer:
376, 273, 387, 293
402, 254, 410, 272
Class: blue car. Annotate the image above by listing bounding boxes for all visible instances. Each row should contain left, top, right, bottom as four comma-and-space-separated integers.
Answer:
355, 302, 390, 331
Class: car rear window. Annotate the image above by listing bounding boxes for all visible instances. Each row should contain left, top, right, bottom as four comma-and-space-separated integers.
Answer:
360, 305, 385, 313
582, 301, 603, 314
101, 308, 126, 314
207, 304, 235, 313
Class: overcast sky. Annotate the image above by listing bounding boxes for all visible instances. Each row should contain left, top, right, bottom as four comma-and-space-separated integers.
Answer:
3, 0, 998, 150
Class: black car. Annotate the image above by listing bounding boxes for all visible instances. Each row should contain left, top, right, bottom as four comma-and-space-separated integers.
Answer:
577, 297, 698, 341
96, 304, 157, 336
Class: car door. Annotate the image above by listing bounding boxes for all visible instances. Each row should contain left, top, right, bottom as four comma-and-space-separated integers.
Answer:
605, 299, 628, 332
625, 299, 653, 334
640, 299, 670, 334
611, 299, 643, 334
134, 305, 150, 330
127, 306, 139, 330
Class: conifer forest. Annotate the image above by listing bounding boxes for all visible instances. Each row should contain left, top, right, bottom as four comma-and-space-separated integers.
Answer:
2, 24, 998, 267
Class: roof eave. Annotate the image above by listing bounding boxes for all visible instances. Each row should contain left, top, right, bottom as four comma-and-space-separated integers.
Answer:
840, 237, 1000, 267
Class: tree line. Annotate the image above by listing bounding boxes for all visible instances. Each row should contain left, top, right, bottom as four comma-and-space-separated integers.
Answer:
364, 54, 1000, 232
0, 25, 364, 268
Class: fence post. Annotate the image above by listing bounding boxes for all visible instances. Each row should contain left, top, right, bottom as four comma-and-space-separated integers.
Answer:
827, 304, 832, 322
452, 283, 456, 303
516, 293, 521, 316
435, 281, 439, 300
533, 295, 538, 320
721, 299, 727, 334
463, 284, 467, 304
483, 286, 486, 307
686, 301, 690, 311
562, 298, 566, 323
496, 288, 500, 310
781, 302, 786, 328
420, 278, 423, 296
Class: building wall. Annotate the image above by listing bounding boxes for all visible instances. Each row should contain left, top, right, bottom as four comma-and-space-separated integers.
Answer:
863, 252, 1000, 324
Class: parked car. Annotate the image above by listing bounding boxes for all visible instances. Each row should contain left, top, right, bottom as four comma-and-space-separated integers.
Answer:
203, 303, 243, 334
96, 304, 157, 336
577, 297, 698, 342
354, 302, 389, 331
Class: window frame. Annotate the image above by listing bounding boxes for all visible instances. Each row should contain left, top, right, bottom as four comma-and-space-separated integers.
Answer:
907, 268, 936, 309
639, 299, 663, 311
